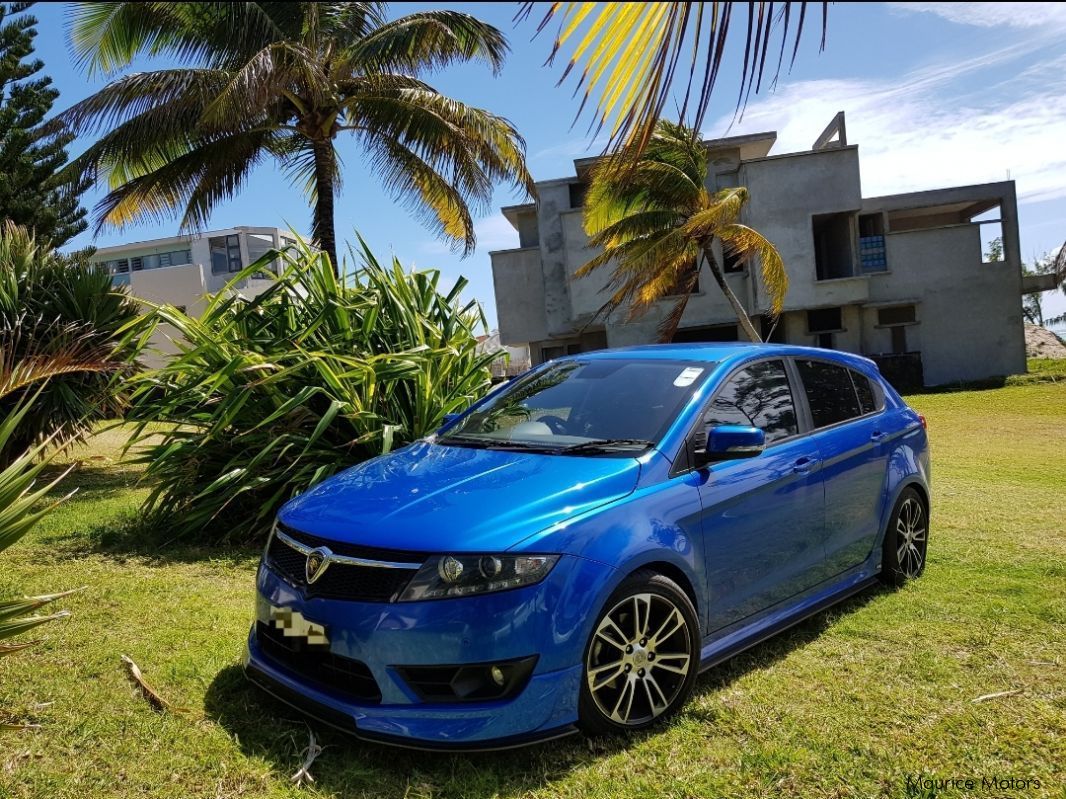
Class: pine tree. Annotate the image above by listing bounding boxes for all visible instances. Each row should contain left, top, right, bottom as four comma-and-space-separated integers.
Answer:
0, 2, 87, 246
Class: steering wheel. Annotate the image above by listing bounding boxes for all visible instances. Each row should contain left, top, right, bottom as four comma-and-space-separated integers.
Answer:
537, 415, 569, 435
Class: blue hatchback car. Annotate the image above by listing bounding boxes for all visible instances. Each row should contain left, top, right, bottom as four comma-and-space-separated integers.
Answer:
244, 343, 930, 749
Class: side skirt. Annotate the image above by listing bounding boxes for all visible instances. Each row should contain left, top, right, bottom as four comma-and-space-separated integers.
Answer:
698, 571, 880, 673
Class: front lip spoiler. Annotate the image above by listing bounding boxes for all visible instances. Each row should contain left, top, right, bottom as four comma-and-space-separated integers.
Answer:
244, 662, 579, 752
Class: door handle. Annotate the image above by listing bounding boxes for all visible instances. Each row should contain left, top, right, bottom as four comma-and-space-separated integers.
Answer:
792, 456, 819, 474
870, 431, 886, 443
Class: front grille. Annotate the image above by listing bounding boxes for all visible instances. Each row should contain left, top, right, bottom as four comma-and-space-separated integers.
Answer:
277, 523, 426, 564
265, 524, 423, 602
256, 622, 381, 704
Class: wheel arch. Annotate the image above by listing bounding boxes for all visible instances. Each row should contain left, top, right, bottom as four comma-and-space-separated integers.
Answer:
628, 560, 701, 628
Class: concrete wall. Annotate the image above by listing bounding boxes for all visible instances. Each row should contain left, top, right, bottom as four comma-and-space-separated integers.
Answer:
491, 246, 548, 345
560, 208, 611, 324
513, 208, 540, 248
127, 263, 208, 366
534, 181, 581, 338
739, 146, 864, 313
873, 224, 1026, 384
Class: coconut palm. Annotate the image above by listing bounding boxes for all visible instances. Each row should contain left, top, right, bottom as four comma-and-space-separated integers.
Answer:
521, 2, 826, 158
61, 2, 535, 270
578, 120, 786, 342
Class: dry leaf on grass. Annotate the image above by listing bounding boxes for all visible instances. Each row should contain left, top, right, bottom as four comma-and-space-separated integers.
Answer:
120, 655, 188, 714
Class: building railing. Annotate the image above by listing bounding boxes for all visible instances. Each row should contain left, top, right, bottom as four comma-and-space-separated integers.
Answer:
870, 352, 924, 391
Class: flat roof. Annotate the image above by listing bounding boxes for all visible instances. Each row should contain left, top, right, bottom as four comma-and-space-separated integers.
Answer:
572, 130, 777, 176
91, 226, 292, 257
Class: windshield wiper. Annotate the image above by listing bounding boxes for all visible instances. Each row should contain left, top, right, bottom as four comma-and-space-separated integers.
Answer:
560, 438, 654, 455
437, 434, 560, 452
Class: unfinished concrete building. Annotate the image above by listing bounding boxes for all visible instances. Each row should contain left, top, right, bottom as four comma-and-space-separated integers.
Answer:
490, 113, 1030, 387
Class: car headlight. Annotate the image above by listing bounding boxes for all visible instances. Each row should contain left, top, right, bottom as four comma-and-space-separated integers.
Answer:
397, 554, 560, 601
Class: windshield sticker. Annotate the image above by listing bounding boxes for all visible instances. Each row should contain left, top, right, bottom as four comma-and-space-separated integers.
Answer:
673, 367, 704, 387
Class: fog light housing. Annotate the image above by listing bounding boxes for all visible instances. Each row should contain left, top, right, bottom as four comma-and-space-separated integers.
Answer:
397, 656, 538, 703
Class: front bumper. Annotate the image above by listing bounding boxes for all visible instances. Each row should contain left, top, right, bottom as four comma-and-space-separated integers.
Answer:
244, 554, 612, 748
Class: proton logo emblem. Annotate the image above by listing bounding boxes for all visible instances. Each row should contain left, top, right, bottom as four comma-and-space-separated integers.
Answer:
305, 547, 332, 584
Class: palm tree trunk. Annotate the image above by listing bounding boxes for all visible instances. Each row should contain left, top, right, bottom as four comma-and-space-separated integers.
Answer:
311, 139, 339, 275
702, 244, 762, 342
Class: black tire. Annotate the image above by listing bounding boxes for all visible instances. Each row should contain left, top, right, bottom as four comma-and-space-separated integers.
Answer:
879, 487, 929, 587
578, 569, 700, 735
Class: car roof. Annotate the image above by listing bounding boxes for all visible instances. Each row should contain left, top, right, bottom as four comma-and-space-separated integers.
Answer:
573, 342, 877, 369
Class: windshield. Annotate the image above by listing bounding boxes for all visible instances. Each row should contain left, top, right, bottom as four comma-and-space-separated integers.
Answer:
438, 358, 713, 454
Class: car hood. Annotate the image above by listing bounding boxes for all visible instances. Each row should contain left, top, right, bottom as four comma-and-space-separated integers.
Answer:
278, 440, 642, 552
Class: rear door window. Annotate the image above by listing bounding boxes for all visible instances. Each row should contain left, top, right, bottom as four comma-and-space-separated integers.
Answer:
796, 359, 862, 428
704, 360, 798, 443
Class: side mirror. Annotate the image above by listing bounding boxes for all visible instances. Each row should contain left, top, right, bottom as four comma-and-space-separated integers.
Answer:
693, 424, 765, 466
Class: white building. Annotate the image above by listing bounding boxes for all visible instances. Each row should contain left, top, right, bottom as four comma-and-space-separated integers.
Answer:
490, 113, 1041, 388
92, 226, 298, 360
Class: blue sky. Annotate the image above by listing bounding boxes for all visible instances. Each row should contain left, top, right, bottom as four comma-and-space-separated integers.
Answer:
31, 2, 1066, 329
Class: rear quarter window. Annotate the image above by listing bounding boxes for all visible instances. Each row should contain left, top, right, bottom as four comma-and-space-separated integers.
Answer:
850, 370, 879, 415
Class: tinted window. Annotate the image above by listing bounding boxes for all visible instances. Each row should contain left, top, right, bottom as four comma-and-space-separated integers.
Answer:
850, 370, 877, 415
704, 360, 798, 443
797, 359, 861, 428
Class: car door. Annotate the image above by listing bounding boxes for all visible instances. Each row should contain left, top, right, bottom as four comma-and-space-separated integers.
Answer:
793, 358, 891, 577
694, 359, 827, 633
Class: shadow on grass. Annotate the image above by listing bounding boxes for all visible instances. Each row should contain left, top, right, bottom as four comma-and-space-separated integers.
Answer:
204, 584, 890, 797
204, 664, 594, 798
38, 460, 144, 501
29, 461, 261, 567
36, 512, 261, 568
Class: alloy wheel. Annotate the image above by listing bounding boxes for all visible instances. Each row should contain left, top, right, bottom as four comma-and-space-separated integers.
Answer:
896, 496, 927, 578
585, 592, 693, 726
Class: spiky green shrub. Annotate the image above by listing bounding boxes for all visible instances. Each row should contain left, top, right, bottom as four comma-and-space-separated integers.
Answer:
0, 222, 140, 466
124, 238, 496, 543
0, 351, 105, 728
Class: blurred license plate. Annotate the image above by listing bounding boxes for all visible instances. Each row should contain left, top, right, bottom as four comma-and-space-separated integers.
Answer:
269, 605, 329, 647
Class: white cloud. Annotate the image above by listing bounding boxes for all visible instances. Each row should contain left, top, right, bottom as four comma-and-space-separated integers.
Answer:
707, 42, 1066, 204
419, 212, 519, 255
889, 2, 1066, 30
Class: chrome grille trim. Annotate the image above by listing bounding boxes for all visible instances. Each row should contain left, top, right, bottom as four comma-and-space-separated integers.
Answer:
274, 528, 422, 570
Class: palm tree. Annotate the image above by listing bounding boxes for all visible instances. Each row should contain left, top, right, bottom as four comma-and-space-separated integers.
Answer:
577, 120, 786, 343
61, 2, 535, 271
520, 2, 826, 160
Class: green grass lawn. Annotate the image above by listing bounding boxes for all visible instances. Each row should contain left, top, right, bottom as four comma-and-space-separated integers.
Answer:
2, 381, 1065, 799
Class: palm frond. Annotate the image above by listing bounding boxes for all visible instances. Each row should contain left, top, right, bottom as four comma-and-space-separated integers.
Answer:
352, 10, 508, 75
718, 222, 788, 315
0, 223, 141, 461
199, 41, 326, 130
520, 1, 827, 157
682, 186, 749, 240
67, 1, 297, 74
58, 69, 230, 134
656, 264, 702, 342
90, 129, 274, 231
350, 88, 533, 198
363, 134, 476, 253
